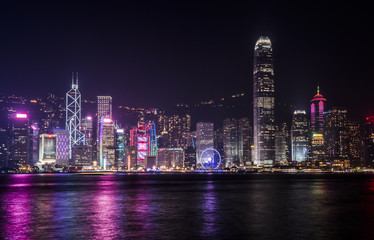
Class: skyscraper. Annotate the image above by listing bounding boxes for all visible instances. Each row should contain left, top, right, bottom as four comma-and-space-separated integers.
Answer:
291, 110, 309, 162
311, 86, 326, 134
9, 113, 30, 169
253, 36, 275, 167
66, 73, 84, 158
97, 96, 112, 163
324, 107, 348, 161
196, 122, 214, 167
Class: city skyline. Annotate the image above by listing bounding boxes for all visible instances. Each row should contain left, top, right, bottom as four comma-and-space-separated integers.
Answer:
0, 1, 373, 119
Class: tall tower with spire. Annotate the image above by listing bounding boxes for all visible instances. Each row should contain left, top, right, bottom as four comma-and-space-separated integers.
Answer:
66, 72, 84, 158
310, 85, 326, 134
253, 36, 275, 167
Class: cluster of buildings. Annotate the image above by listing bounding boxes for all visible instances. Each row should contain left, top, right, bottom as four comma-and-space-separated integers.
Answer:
0, 37, 373, 173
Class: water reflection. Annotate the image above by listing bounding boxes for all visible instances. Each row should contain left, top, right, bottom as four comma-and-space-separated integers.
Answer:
201, 180, 218, 238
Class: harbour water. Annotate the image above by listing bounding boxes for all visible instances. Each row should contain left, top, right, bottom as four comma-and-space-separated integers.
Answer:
1, 173, 374, 239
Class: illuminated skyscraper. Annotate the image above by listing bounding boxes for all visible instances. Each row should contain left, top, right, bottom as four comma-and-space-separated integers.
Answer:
347, 121, 363, 167
97, 96, 112, 163
66, 72, 84, 158
98, 117, 115, 170
82, 116, 94, 146
291, 110, 309, 162
324, 107, 348, 161
196, 122, 214, 166
9, 113, 30, 169
311, 86, 326, 134
253, 36, 275, 167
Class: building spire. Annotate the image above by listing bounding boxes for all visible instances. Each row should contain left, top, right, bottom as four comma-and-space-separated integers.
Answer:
317, 84, 320, 95
72, 72, 74, 87
76, 72, 79, 88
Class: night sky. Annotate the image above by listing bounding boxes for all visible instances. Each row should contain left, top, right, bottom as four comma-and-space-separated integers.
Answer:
1, 1, 373, 119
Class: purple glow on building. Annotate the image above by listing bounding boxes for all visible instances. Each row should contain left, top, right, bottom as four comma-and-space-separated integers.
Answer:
15, 113, 27, 119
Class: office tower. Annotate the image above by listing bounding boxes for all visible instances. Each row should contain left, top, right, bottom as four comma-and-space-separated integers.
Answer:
53, 129, 70, 166
116, 128, 125, 169
363, 116, 374, 167
0, 127, 8, 168
73, 145, 93, 166
311, 133, 324, 163
97, 96, 112, 120
214, 128, 224, 157
66, 73, 84, 158
324, 108, 349, 161
223, 118, 238, 167
196, 122, 214, 166
253, 36, 275, 167
97, 96, 112, 161
347, 121, 363, 167
82, 116, 94, 146
157, 148, 184, 169
9, 113, 30, 169
30, 121, 39, 166
275, 125, 287, 163
223, 118, 251, 167
239, 118, 252, 165
124, 145, 137, 170
37, 133, 57, 170
291, 110, 309, 162
184, 146, 196, 169
311, 86, 326, 134
98, 118, 115, 170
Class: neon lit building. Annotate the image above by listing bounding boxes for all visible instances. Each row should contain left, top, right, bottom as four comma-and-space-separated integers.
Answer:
66, 72, 84, 158
116, 128, 125, 169
9, 113, 30, 169
53, 129, 70, 166
311, 86, 326, 135
97, 96, 112, 163
253, 36, 275, 167
291, 110, 309, 162
99, 117, 115, 170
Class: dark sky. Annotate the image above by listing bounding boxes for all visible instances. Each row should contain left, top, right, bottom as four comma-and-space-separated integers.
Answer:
0, 1, 373, 119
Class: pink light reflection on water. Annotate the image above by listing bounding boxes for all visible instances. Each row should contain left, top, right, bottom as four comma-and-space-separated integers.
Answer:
1, 184, 33, 239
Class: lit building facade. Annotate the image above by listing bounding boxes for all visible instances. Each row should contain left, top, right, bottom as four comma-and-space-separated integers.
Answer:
9, 113, 30, 169
291, 110, 309, 162
324, 108, 348, 161
311, 86, 326, 135
253, 36, 275, 167
82, 116, 94, 146
53, 129, 69, 166
347, 121, 363, 167
37, 133, 57, 168
99, 118, 115, 169
196, 122, 214, 166
157, 148, 184, 169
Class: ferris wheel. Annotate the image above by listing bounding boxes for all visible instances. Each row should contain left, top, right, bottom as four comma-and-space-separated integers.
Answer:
200, 148, 222, 170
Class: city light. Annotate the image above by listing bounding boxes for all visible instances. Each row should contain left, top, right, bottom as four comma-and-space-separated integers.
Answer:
103, 118, 112, 123
15, 113, 27, 119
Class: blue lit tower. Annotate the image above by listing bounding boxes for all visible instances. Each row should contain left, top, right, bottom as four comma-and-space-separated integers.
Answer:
66, 72, 84, 159
253, 36, 275, 167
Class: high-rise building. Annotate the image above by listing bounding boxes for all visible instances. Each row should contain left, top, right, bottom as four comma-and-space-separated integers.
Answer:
53, 129, 69, 166
157, 148, 184, 169
253, 36, 275, 167
291, 110, 309, 162
239, 118, 252, 166
275, 125, 287, 163
82, 116, 94, 146
324, 108, 348, 161
98, 118, 115, 170
363, 115, 374, 167
66, 73, 84, 159
184, 146, 196, 169
9, 113, 30, 169
347, 121, 363, 167
30, 121, 39, 166
73, 145, 93, 166
0, 127, 8, 168
223, 118, 239, 167
37, 133, 57, 169
116, 128, 125, 169
311, 86, 326, 135
196, 122, 214, 167
97, 96, 112, 120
